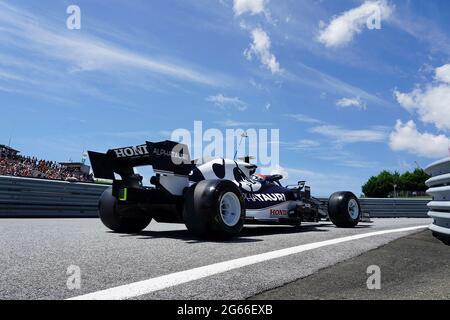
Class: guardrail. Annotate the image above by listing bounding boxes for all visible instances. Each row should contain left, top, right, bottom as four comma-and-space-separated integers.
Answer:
425, 157, 450, 240
0, 175, 431, 218
356, 198, 429, 218
319, 198, 429, 218
0, 175, 109, 217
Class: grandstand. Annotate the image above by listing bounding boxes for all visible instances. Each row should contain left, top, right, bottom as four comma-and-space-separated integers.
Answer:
0, 145, 93, 182
0, 144, 19, 157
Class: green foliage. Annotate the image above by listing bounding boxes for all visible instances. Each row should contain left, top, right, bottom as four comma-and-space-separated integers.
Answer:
362, 168, 430, 198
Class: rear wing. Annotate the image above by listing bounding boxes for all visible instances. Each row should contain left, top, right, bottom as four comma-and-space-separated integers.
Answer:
88, 140, 193, 180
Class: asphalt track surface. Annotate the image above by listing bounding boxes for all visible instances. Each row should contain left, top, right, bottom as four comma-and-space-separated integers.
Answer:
0, 218, 432, 300
251, 230, 450, 300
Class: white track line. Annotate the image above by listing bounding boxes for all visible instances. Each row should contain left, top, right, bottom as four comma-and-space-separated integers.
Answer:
68, 225, 428, 300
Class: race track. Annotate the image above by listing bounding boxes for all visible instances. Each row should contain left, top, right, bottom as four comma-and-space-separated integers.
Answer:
0, 218, 432, 300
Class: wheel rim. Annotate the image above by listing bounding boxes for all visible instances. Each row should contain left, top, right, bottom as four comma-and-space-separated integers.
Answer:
219, 192, 241, 227
348, 198, 359, 220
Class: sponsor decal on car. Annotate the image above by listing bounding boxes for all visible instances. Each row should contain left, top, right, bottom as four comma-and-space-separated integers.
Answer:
152, 148, 189, 162
112, 144, 189, 162
244, 193, 286, 202
270, 209, 288, 216
113, 145, 149, 158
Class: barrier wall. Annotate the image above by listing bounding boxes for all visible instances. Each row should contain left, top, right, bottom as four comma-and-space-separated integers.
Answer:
0, 175, 432, 218
0, 175, 108, 217
356, 198, 429, 218
318, 198, 429, 218
425, 158, 450, 238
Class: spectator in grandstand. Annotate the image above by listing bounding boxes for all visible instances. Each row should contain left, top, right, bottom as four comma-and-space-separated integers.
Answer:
0, 153, 93, 182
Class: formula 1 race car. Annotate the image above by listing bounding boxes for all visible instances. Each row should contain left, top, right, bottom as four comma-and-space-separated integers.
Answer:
88, 140, 361, 238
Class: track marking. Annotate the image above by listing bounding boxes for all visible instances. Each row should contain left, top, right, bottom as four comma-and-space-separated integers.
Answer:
68, 225, 428, 300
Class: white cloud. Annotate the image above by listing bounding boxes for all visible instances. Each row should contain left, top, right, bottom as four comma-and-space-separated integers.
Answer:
215, 119, 272, 127
435, 64, 450, 84
285, 113, 323, 124
0, 2, 219, 87
393, 89, 419, 110
0, 69, 30, 83
310, 125, 387, 144
389, 120, 449, 159
206, 93, 247, 111
244, 28, 281, 74
288, 139, 321, 150
394, 64, 450, 130
389, 12, 450, 57
341, 160, 377, 168
336, 97, 366, 110
318, 0, 393, 47
233, 2, 278, 74
233, 0, 267, 16
285, 63, 393, 108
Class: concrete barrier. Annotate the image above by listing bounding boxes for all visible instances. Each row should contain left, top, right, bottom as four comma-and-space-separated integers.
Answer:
425, 158, 450, 239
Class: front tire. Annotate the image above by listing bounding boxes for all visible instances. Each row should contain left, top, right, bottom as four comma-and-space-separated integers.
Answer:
328, 191, 360, 228
183, 180, 245, 239
98, 187, 152, 233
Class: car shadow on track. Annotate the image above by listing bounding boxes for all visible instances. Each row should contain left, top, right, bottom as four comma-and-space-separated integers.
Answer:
114, 223, 338, 243
131, 229, 263, 243
240, 224, 329, 237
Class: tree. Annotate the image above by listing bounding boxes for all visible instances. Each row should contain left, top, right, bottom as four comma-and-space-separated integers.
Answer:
409, 168, 429, 192
362, 169, 429, 198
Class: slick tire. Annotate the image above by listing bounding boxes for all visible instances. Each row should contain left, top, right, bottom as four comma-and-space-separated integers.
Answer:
183, 180, 245, 239
98, 187, 152, 233
328, 191, 361, 228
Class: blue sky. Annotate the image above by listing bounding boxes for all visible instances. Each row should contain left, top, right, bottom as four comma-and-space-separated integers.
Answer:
1, 0, 450, 196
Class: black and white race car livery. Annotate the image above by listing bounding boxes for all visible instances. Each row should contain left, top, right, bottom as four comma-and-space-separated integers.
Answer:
88, 140, 361, 238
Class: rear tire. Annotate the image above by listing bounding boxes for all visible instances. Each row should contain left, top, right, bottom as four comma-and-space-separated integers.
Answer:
98, 187, 152, 233
328, 191, 360, 228
183, 180, 245, 239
